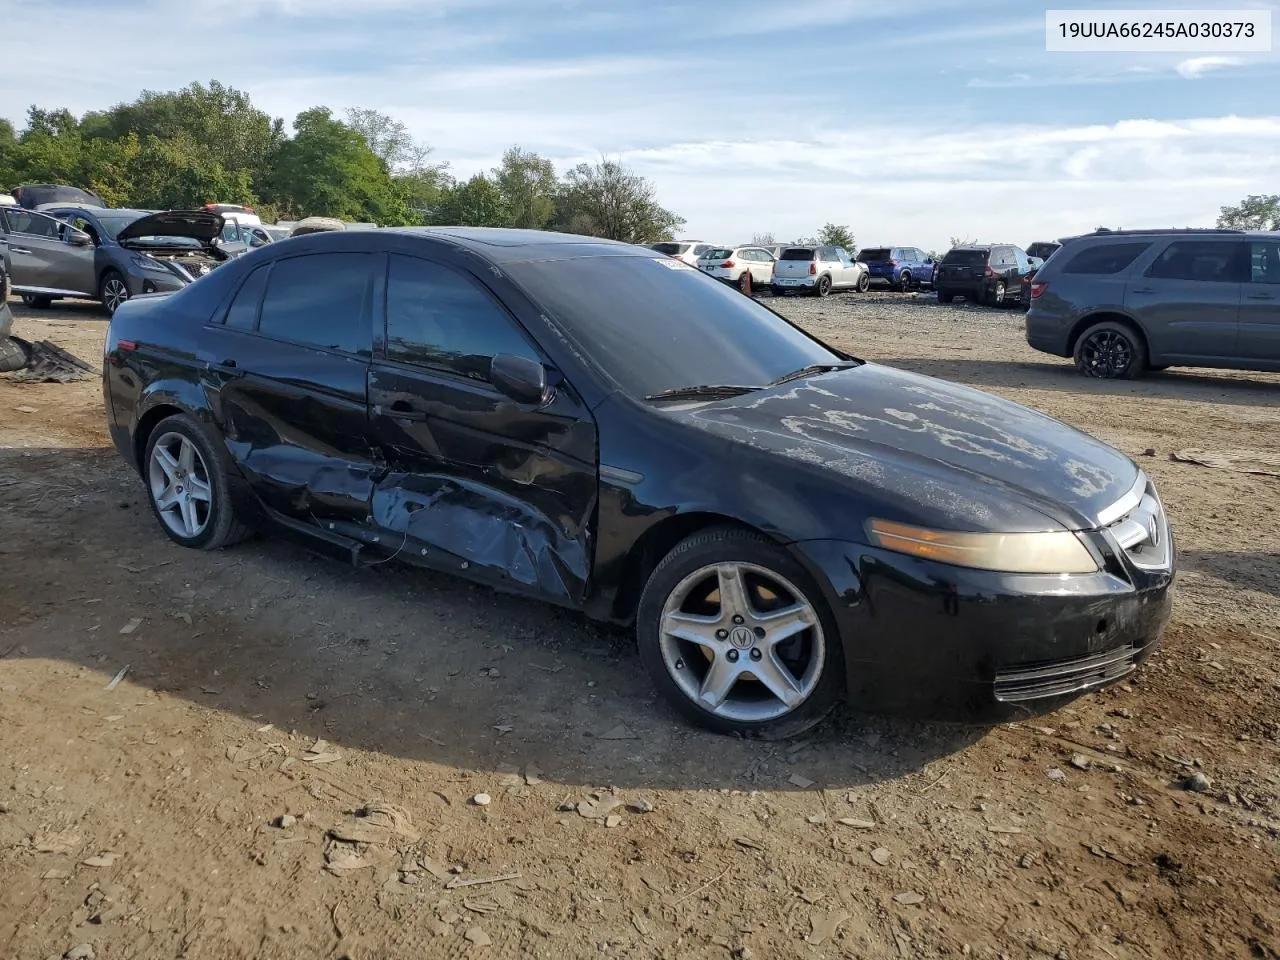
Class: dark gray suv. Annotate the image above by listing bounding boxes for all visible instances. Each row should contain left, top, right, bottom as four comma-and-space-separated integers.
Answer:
1025, 228, 1280, 378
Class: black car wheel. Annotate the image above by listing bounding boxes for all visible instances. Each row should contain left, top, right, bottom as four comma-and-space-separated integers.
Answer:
1073, 321, 1147, 380
738, 271, 752, 295
897, 271, 912, 292
637, 526, 844, 739
21, 294, 52, 309
815, 275, 832, 297
987, 281, 1006, 307
99, 270, 130, 317
938, 288, 956, 304
143, 414, 251, 549
855, 272, 870, 293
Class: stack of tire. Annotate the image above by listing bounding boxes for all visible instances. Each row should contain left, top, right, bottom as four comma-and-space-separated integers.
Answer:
0, 259, 32, 373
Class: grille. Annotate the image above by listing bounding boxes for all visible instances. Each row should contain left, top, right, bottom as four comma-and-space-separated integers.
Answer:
994, 644, 1141, 702
1097, 473, 1172, 572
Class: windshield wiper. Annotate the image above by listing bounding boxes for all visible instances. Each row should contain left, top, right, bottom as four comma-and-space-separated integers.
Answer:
644, 384, 762, 401
767, 361, 862, 387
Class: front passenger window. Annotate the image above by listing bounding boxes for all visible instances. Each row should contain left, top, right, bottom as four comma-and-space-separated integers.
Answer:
385, 254, 540, 382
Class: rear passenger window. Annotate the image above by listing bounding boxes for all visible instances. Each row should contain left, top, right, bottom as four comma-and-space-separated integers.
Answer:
1061, 242, 1151, 275
258, 253, 375, 355
1146, 241, 1243, 283
223, 264, 270, 329
1249, 242, 1280, 284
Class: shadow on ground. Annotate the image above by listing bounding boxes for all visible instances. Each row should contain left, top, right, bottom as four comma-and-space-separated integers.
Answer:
1, 446, 989, 794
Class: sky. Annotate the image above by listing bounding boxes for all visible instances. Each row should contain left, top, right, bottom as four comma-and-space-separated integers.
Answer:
2, 0, 1278, 251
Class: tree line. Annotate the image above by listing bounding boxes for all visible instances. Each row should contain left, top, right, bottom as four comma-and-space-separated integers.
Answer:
0, 80, 687, 243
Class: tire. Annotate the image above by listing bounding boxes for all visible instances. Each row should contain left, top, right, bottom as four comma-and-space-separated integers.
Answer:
897, 271, 912, 292
938, 288, 956, 304
99, 270, 130, 317
1073, 320, 1147, 380
142, 414, 251, 550
0, 337, 30, 373
815, 275, 832, 298
636, 526, 845, 739
21, 294, 52, 309
855, 272, 870, 293
986, 281, 1006, 307
738, 271, 752, 295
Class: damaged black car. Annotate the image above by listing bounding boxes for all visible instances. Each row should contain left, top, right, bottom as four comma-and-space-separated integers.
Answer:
103, 228, 1175, 737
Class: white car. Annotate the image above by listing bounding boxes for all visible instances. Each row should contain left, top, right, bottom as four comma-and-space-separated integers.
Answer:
695, 245, 777, 293
647, 240, 716, 266
770, 244, 870, 297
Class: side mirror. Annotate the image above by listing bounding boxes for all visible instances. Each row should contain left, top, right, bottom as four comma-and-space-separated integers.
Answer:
490, 353, 550, 405
67, 228, 92, 247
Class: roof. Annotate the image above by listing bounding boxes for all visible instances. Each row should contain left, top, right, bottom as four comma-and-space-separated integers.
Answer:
382, 226, 651, 264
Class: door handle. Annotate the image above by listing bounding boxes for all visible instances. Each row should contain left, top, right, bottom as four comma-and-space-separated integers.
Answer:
10, 246, 32, 255
1245, 293, 1275, 300
375, 403, 428, 422
1130, 287, 1156, 295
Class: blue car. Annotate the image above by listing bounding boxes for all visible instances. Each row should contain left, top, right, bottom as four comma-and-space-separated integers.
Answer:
856, 246, 936, 291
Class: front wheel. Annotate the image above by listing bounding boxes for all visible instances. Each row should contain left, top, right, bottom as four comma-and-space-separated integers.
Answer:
99, 270, 130, 316
636, 527, 844, 739
1073, 320, 1147, 380
143, 414, 251, 549
855, 272, 870, 292
815, 275, 832, 297
21, 294, 52, 309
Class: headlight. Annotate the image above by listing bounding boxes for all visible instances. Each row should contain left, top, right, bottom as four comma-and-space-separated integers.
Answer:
131, 255, 172, 274
866, 519, 1098, 574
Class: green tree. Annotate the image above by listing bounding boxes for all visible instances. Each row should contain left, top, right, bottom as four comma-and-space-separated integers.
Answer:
817, 223, 855, 251
127, 134, 252, 210
265, 107, 410, 224
344, 107, 414, 168
1218, 194, 1280, 231
492, 146, 558, 230
553, 157, 684, 242
433, 173, 510, 227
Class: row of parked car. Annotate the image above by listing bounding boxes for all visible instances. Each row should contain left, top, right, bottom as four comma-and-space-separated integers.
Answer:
649, 240, 1058, 306
0, 183, 362, 316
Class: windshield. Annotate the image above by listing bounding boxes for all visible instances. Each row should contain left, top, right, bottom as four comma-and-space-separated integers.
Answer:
780, 247, 815, 261
97, 212, 205, 246
505, 255, 841, 398
649, 242, 690, 256
857, 248, 892, 262
942, 249, 989, 266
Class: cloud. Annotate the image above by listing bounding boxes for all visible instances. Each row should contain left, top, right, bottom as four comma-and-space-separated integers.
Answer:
1176, 56, 1244, 79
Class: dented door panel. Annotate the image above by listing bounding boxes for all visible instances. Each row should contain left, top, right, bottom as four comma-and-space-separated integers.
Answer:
367, 363, 598, 603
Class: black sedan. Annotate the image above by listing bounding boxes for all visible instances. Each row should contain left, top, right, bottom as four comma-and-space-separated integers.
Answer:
103, 228, 1175, 738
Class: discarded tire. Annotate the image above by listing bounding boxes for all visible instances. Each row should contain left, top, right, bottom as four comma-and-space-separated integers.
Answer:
0, 337, 31, 373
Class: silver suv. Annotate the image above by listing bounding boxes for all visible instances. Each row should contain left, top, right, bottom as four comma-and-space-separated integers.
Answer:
1025, 228, 1280, 378
770, 245, 870, 297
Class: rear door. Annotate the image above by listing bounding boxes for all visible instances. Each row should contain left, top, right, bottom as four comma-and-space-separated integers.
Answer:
200, 250, 380, 522
1129, 239, 1245, 361
1240, 239, 1280, 362
745, 248, 775, 285
0, 208, 94, 297
366, 253, 599, 603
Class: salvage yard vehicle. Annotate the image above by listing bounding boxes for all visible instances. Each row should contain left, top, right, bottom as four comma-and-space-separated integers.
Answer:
857, 246, 936, 290
1026, 227, 1280, 378
770, 245, 870, 297
1, 206, 227, 315
10, 182, 103, 209
647, 241, 715, 266
695, 244, 776, 293
935, 243, 1034, 306
104, 227, 1175, 737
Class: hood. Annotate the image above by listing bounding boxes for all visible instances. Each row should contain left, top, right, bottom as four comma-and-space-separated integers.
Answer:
117, 210, 224, 243
674, 363, 1138, 532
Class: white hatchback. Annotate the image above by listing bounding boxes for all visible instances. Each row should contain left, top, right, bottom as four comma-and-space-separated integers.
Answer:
695, 245, 777, 293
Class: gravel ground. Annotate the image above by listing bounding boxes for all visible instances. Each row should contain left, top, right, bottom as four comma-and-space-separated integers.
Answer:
1, 291, 1278, 960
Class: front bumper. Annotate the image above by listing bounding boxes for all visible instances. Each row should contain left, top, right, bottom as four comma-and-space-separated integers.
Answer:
127, 272, 186, 296
790, 537, 1174, 721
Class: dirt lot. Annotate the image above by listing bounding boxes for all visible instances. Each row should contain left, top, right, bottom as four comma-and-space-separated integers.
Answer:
1, 293, 1278, 960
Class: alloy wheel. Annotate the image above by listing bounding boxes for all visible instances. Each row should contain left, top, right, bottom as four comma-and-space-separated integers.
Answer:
147, 432, 213, 539
102, 277, 129, 315
658, 562, 826, 723
1080, 330, 1132, 378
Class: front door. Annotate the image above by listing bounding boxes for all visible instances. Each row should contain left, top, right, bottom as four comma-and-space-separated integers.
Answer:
1131, 239, 1245, 362
199, 251, 380, 522
1240, 239, 1280, 363
366, 252, 598, 605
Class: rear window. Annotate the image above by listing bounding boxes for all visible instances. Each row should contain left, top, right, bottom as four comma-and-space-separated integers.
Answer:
1027, 242, 1060, 260
942, 249, 989, 266
650, 243, 689, 256
857, 248, 892, 262
703, 248, 734, 260
780, 247, 816, 261
1061, 242, 1151, 275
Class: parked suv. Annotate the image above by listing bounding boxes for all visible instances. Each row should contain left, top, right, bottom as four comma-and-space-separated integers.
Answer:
857, 246, 936, 290
1025, 228, 1280, 378
695, 245, 776, 293
770, 245, 870, 297
1027, 241, 1062, 263
935, 244, 1033, 306
648, 241, 715, 266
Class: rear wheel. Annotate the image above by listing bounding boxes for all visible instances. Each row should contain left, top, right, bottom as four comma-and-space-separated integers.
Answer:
143, 414, 251, 549
897, 271, 912, 292
99, 270, 129, 316
1073, 321, 1147, 380
938, 288, 956, 304
637, 527, 844, 739
738, 271, 752, 295
21, 294, 52, 309
987, 281, 1006, 307
815, 275, 832, 297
